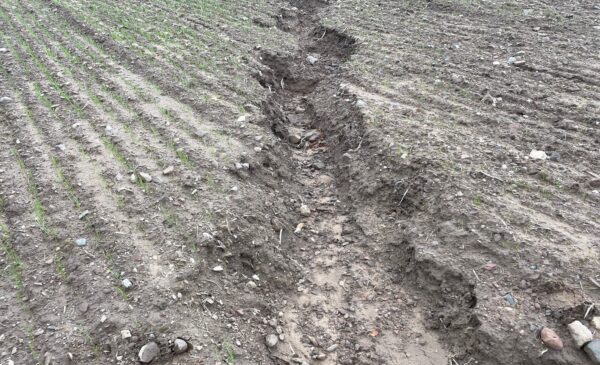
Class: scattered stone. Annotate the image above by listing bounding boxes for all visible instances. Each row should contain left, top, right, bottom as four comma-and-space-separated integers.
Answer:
252, 274, 260, 281
507, 56, 517, 65
568, 320, 593, 348
540, 327, 563, 350
504, 293, 516, 306
0, 48, 8, 53
78, 210, 90, 220
173, 338, 188, 354
138, 342, 160, 363
326, 344, 339, 352
584, 339, 600, 364
0, 96, 12, 104
529, 150, 548, 160
56, 144, 66, 152
33, 329, 44, 337
549, 151, 561, 162
355, 99, 367, 109
306, 55, 318, 65
591, 317, 600, 331
162, 166, 174, 175
121, 330, 132, 340
212, 265, 224, 272
100, 315, 107, 323
288, 129, 302, 144
138, 172, 153, 182
75, 238, 87, 246
130, 173, 137, 183
315, 353, 327, 360
265, 334, 279, 348
246, 281, 257, 289
121, 278, 133, 289
299, 204, 310, 216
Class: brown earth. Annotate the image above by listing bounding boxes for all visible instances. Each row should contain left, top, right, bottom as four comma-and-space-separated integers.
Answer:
0, 0, 599, 364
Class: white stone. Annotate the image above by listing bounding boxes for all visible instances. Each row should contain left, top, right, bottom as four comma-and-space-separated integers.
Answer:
568, 320, 593, 348
173, 338, 188, 354
121, 330, 132, 340
138, 172, 152, 182
529, 150, 548, 160
265, 334, 278, 348
300, 204, 311, 216
162, 166, 174, 175
591, 317, 600, 331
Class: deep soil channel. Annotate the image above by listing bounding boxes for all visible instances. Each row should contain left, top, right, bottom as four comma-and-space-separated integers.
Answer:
256, 1, 451, 364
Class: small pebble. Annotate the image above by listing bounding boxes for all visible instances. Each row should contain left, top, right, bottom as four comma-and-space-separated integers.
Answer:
162, 166, 174, 175
265, 334, 278, 348
138, 172, 152, 182
173, 338, 188, 354
121, 330, 132, 340
540, 327, 563, 350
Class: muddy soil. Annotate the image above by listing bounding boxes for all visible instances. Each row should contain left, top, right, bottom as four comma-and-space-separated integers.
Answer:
0, 0, 598, 364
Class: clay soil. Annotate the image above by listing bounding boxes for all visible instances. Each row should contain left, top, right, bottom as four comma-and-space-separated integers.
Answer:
0, 0, 599, 364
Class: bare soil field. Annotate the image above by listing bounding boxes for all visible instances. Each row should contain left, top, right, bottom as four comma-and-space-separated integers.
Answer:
0, 0, 599, 364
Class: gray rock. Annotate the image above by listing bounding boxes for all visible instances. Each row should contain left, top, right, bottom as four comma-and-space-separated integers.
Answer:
507, 56, 516, 65
504, 293, 516, 306
568, 320, 593, 348
0, 96, 12, 104
288, 129, 302, 144
355, 99, 367, 109
173, 338, 188, 354
306, 55, 318, 65
584, 339, 600, 364
139, 342, 160, 363
549, 151, 561, 162
0, 48, 8, 53
75, 238, 87, 246
121, 278, 133, 289
265, 334, 278, 348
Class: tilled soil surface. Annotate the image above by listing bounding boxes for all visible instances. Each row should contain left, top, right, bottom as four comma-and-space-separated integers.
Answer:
0, 0, 599, 364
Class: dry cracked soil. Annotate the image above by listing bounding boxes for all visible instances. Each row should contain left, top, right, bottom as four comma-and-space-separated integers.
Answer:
0, 0, 599, 364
